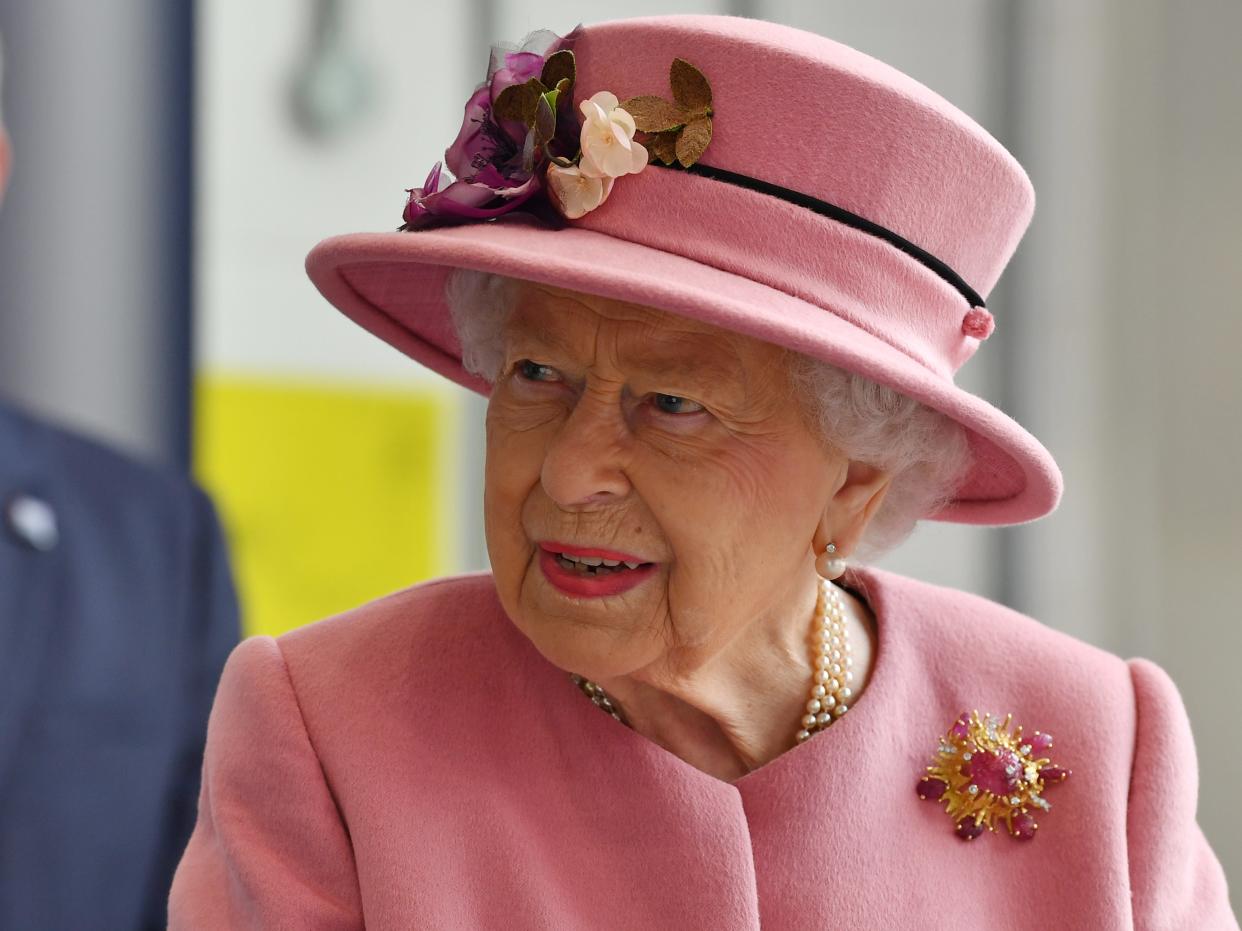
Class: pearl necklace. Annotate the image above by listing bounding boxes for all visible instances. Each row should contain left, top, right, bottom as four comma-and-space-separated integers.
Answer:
568, 576, 854, 746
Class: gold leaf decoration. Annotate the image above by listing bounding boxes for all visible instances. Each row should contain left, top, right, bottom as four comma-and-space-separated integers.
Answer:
618, 95, 687, 134
674, 114, 713, 168
669, 57, 712, 111
648, 130, 680, 166
615, 57, 713, 169
492, 77, 545, 127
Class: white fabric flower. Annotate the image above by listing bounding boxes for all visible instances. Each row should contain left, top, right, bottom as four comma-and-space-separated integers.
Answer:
545, 163, 616, 219
578, 91, 649, 180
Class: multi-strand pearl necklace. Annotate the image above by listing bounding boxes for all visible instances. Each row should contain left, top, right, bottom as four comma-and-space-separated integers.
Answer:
799, 576, 855, 741
568, 576, 854, 746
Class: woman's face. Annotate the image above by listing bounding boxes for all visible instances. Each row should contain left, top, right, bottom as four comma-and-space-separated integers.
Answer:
484, 281, 883, 682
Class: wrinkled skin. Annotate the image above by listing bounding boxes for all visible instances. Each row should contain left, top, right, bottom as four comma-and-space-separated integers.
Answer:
484, 281, 890, 782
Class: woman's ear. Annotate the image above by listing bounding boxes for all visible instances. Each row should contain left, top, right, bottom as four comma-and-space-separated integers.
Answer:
814, 460, 892, 558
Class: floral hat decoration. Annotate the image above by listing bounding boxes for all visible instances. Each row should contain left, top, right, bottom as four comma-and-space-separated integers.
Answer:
399, 25, 715, 228
305, 14, 1064, 527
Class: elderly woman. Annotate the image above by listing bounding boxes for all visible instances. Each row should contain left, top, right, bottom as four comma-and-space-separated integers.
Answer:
169, 13, 1238, 930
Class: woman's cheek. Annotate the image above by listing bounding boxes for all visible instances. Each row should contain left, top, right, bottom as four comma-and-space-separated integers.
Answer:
490, 431, 553, 498
489, 392, 569, 437
632, 420, 724, 475
482, 486, 529, 613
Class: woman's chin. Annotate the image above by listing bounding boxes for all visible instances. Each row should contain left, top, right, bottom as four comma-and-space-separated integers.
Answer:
514, 614, 637, 679
507, 590, 638, 677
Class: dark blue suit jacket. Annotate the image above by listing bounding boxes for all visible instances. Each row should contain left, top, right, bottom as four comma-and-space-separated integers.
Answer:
0, 401, 241, 929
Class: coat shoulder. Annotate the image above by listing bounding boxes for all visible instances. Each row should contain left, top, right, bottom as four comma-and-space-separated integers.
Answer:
864, 566, 1127, 665
855, 563, 1133, 706
272, 570, 506, 693
0, 399, 217, 537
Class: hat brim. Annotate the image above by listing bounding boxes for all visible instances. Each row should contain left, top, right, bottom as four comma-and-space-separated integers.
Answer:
305, 213, 1062, 526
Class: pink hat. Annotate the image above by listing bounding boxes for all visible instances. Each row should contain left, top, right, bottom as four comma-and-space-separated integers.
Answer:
306, 13, 1062, 526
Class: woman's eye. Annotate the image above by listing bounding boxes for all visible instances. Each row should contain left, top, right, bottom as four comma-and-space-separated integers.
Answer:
515, 359, 559, 383
652, 393, 705, 416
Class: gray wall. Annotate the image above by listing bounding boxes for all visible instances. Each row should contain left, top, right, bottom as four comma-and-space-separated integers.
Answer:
0, 0, 192, 466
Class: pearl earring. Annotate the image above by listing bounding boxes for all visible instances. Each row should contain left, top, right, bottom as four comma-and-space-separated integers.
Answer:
816, 541, 848, 580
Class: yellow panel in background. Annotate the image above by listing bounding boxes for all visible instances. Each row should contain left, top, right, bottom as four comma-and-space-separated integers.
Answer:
194, 374, 462, 638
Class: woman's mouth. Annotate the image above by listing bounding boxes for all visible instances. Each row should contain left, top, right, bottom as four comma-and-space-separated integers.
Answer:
538, 546, 657, 598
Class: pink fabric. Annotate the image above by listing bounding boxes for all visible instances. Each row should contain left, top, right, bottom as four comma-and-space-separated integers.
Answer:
303, 13, 1065, 527
168, 564, 1238, 929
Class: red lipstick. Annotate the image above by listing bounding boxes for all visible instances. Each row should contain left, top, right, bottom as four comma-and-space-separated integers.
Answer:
537, 542, 658, 598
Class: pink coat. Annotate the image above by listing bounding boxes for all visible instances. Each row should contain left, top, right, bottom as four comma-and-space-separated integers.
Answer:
167, 563, 1238, 929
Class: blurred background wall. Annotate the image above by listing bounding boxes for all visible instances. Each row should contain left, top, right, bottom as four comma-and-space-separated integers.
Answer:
0, 0, 193, 464
0, 0, 1237, 899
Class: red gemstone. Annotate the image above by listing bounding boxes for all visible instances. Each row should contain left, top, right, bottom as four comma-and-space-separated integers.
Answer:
970, 747, 1022, 795
1010, 811, 1038, 840
1039, 764, 1071, 784
917, 776, 947, 800
950, 713, 971, 740
955, 818, 984, 841
1029, 731, 1054, 754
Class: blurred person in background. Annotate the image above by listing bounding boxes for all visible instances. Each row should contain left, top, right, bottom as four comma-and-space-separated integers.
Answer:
167, 15, 1237, 930
0, 35, 241, 930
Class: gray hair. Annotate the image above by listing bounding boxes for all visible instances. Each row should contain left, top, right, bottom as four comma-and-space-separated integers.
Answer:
444, 267, 974, 565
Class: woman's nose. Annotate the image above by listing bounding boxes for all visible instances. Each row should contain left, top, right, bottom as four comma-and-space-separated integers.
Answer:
540, 390, 632, 509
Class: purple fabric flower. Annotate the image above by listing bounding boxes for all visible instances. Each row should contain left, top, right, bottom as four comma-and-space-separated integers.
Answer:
402, 157, 542, 227
486, 51, 546, 149
401, 26, 583, 231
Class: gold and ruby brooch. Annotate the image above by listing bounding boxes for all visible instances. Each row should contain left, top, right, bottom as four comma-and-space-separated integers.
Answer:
916, 710, 1071, 841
